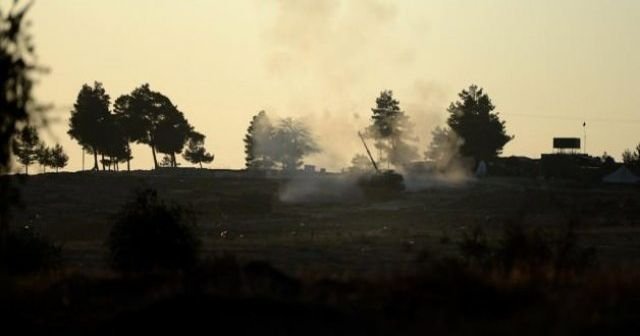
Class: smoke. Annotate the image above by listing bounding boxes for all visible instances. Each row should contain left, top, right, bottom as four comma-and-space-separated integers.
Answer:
403, 126, 475, 191
248, 113, 320, 170
259, 1, 473, 202
264, 0, 419, 171
278, 173, 363, 204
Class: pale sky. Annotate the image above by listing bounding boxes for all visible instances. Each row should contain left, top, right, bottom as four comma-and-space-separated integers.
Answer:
23, 0, 640, 171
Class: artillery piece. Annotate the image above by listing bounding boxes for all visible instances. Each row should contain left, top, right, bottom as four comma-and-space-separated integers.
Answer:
356, 132, 405, 199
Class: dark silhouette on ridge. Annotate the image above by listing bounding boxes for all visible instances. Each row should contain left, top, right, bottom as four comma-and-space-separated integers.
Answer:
366, 90, 418, 168
447, 84, 513, 163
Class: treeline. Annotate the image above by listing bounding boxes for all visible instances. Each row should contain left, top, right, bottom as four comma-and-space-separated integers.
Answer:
12, 126, 68, 174
243, 86, 513, 173
243, 111, 319, 170
11, 83, 516, 175
68, 82, 213, 171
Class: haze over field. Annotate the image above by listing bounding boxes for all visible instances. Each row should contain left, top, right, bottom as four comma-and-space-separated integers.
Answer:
28, 0, 640, 171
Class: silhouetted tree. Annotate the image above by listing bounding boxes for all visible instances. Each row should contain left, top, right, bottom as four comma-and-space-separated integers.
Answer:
12, 126, 39, 174
1, 1, 40, 247
49, 144, 68, 172
367, 90, 418, 168
68, 82, 111, 171
271, 118, 319, 171
155, 109, 192, 167
101, 114, 131, 171
106, 142, 131, 171
1, 2, 36, 173
425, 126, 463, 170
622, 144, 640, 168
35, 143, 52, 173
244, 110, 275, 169
183, 131, 214, 168
447, 85, 512, 163
114, 84, 185, 169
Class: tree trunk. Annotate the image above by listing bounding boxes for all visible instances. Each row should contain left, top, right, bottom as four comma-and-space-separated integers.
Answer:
199, 162, 203, 169
171, 153, 177, 167
127, 159, 130, 171
151, 145, 158, 169
93, 149, 99, 171
25, 164, 28, 175
100, 153, 105, 171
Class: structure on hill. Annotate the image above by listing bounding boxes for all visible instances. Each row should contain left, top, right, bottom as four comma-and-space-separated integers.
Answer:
603, 166, 640, 184
552, 137, 581, 154
539, 136, 602, 180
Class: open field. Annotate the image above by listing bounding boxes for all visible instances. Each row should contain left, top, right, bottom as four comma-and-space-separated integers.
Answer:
8, 169, 640, 275
4, 170, 640, 334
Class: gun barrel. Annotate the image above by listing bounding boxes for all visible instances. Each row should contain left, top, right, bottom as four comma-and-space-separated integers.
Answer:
358, 132, 380, 173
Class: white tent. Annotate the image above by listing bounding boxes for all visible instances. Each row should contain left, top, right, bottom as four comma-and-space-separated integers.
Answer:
603, 166, 640, 184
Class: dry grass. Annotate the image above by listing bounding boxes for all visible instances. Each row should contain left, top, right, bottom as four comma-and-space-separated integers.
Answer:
2, 170, 640, 334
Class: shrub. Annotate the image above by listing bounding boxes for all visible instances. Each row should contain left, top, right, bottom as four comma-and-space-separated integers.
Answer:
496, 222, 553, 271
457, 225, 491, 266
108, 189, 200, 272
457, 221, 596, 274
0, 226, 61, 275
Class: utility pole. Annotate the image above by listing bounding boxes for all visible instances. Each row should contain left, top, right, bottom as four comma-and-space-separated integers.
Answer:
583, 121, 587, 154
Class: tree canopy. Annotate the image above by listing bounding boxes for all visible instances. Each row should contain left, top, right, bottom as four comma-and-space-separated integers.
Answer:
244, 110, 275, 169
271, 118, 319, 171
155, 109, 193, 168
113, 84, 192, 169
183, 132, 214, 168
49, 144, 68, 172
622, 143, 640, 168
425, 126, 463, 171
11, 125, 39, 174
244, 111, 318, 171
367, 90, 418, 168
446, 85, 512, 163
1, 2, 40, 243
67, 82, 205, 171
68, 82, 111, 170
1, 2, 37, 173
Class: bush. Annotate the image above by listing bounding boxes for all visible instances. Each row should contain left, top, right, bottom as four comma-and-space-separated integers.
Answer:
457, 225, 491, 265
0, 226, 61, 275
457, 221, 596, 274
108, 189, 200, 272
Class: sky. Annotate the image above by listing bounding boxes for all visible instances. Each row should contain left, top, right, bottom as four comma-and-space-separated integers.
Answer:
19, 0, 640, 171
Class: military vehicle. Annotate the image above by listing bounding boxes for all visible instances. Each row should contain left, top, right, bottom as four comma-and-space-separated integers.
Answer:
356, 132, 405, 199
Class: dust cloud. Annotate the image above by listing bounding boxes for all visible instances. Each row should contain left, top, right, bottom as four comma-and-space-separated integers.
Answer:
264, 0, 445, 172
259, 1, 471, 203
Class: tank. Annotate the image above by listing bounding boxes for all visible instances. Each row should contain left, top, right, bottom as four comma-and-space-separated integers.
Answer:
356, 132, 405, 200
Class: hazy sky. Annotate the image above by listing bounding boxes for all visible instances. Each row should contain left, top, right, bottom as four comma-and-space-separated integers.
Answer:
24, 0, 640, 171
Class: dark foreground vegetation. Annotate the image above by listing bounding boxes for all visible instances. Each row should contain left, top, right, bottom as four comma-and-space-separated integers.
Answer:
2, 170, 640, 335
4, 253, 640, 335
